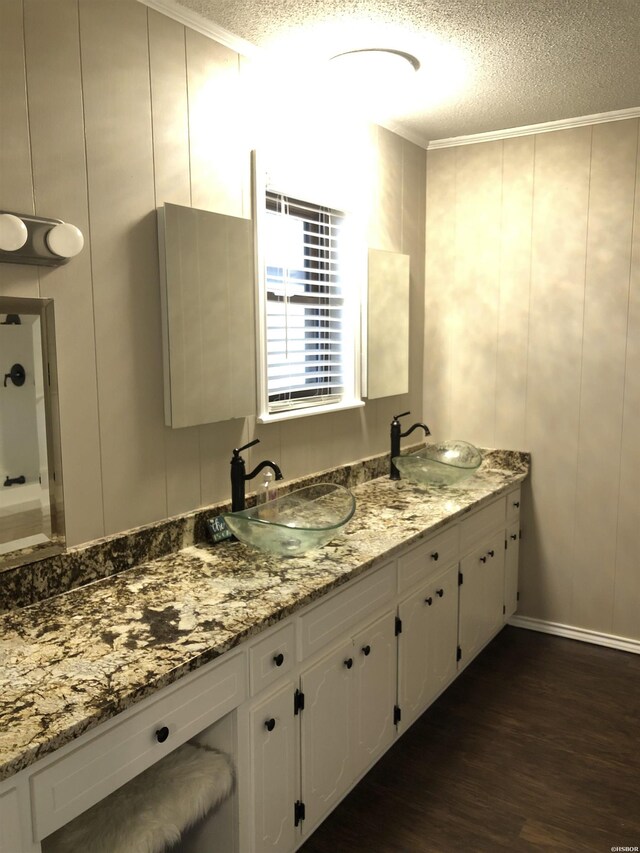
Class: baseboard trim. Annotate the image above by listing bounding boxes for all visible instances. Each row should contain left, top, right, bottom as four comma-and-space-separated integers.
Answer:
508, 615, 640, 655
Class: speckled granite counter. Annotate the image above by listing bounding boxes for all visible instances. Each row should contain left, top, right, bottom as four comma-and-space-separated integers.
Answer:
0, 450, 528, 782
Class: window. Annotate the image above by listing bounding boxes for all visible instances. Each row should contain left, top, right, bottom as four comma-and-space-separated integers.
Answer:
255, 178, 362, 421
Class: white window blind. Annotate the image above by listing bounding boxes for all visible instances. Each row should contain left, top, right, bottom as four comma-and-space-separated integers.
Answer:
263, 191, 347, 414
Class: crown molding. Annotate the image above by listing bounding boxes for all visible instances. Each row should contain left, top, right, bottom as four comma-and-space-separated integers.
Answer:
137, 0, 258, 56
427, 106, 640, 149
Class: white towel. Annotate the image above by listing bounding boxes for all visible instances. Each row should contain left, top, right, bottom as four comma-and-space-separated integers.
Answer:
46, 743, 234, 853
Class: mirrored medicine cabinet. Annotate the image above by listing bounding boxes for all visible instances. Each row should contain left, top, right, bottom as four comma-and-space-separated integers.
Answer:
0, 296, 65, 570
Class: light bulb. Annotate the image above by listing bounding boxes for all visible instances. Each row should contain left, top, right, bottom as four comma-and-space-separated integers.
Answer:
45, 222, 84, 258
0, 214, 28, 252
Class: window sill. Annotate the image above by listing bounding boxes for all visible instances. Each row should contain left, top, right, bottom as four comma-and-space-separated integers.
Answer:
257, 398, 365, 424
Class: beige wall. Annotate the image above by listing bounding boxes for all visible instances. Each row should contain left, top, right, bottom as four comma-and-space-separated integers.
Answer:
0, 0, 426, 549
424, 119, 640, 641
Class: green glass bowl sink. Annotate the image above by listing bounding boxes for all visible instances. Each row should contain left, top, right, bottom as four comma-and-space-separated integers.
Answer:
221, 483, 356, 557
393, 440, 483, 487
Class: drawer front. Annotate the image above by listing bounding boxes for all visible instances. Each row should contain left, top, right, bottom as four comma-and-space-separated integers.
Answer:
249, 621, 296, 696
397, 525, 459, 594
31, 651, 246, 841
299, 562, 396, 659
506, 488, 522, 524
459, 496, 506, 555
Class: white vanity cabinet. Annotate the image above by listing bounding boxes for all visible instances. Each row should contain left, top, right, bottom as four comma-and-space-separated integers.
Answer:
458, 530, 505, 666
0, 784, 33, 853
300, 607, 397, 833
244, 679, 299, 853
1, 481, 525, 853
397, 561, 459, 730
241, 565, 398, 852
504, 487, 522, 620
351, 611, 397, 779
395, 525, 460, 729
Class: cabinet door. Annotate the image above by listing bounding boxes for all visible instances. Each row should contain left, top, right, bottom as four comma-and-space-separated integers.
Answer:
300, 641, 354, 832
0, 787, 26, 853
352, 612, 396, 779
398, 581, 433, 727
398, 563, 458, 729
504, 522, 520, 619
459, 531, 505, 665
249, 681, 298, 853
427, 564, 459, 698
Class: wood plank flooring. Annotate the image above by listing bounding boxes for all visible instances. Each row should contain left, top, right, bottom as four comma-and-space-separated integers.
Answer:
300, 626, 640, 852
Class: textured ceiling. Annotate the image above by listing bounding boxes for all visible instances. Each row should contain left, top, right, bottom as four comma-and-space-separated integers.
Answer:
173, 0, 640, 146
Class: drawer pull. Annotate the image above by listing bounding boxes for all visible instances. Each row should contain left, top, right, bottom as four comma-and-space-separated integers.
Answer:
155, 726, 170, 743
510, 533, 518, 541
488, 549, 495, 558
273, 653, 285, 667
265, 718, 276, 732
362, 645, 371, 656
425, 596, 433, 606
431, 551, 439, 561
513, 501, 520, 508
436, 588, 444, 598
344, 657, 353, 669
480, 555, 487, 564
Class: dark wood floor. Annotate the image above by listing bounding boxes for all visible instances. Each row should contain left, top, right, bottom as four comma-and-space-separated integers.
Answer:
300, 626, 640, 853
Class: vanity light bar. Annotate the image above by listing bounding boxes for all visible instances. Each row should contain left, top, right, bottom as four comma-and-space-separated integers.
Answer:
0, 211, 84, 266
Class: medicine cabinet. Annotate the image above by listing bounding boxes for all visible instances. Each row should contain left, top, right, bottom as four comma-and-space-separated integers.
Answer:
157, 203, 256, 429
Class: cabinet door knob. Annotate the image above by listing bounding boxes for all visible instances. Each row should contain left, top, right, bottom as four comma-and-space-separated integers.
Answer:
265, 718, 276, 732
513, 501, 520, 508
488, 549, 495, 558
155, 726, 170, 743
425, 596, 433, 606
436, 588, 444, 597
480, 555, 487, 563
344, 657, 353, 669
273, 653, 284, 667
510, 533, 518, 541
431, 551, 439, 561
361, 644, 371, 656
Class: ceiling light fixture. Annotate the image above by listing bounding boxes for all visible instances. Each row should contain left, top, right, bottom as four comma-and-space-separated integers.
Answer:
328, 48, 421, 123
330, 48, 421, 73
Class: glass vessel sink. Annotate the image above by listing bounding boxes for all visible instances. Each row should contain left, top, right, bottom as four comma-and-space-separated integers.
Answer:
221, 483, 356, 556
393, 440, 482, 487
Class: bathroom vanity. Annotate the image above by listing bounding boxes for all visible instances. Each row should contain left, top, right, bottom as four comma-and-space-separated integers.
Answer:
0, 451, 527, 853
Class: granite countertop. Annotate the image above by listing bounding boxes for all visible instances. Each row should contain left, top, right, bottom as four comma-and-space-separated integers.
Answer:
0, 450, 528, 782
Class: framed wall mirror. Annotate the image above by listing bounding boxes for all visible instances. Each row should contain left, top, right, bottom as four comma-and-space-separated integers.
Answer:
0, 296, 65, 570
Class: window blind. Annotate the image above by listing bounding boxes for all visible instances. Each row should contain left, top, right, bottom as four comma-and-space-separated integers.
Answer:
264, 191, 346, 413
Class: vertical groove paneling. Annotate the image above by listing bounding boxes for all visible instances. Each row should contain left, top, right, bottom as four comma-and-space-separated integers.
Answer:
23, 0, 104, 545
402, 139, 426, 417
424, 147, 456, 439
495, 135, 534, 449
0, 0, 39, 298
185, 29, 244, 217
369, 126, 403, 253
425, 118, 639, 641
80, 0, 167, 535
148, 9, 203, 516
2, 2, 426, 556
612, 123, 640, 639
450, 141, 502, 447
571, 119, 638, 632
524, 127, 591, 624
184, 26, 248, 507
